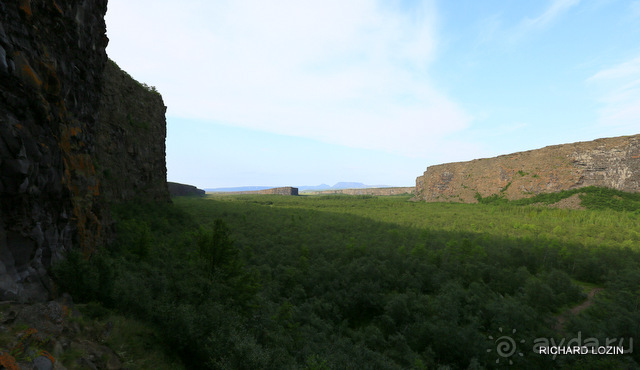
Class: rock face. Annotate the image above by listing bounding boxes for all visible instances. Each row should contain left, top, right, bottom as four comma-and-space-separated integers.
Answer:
0, 2, 169, 301
95, 60, 169, 202
168, 182, 205, 197
414, 134, 640, 202
261, 187, 299, 196
306, 187, 415, 196
0, 0, 109, 301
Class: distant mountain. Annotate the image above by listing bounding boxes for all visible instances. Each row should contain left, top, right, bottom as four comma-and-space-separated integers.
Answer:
332, 182, 368, 189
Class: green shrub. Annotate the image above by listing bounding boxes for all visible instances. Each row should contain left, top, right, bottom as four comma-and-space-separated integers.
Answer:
52, 250, 114, 304
57, 193, 640, 368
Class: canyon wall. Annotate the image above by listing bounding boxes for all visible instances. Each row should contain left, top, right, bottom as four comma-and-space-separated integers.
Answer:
0, 1, 169, 301
218, 187, 299, 196
95, 60, 169, 203
0, 0, 109, 301
414, 134, 640, 203
168, 182, 205, 197
306, 187, 415, 196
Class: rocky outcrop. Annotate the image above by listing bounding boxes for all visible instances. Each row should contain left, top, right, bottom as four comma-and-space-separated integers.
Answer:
306, 187, 415, 196
95, 60, 169, 203
414, 134, 640, 202
0, 2, 169, 301
0, 0, 109, 301
168, 182, 205, 197
221, 187, 299, 196
262, 187, 298, 196
0, 295, 123, 369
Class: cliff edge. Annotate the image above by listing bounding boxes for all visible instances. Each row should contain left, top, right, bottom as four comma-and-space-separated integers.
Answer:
168, 182, 205, 197
414, 134, 640, 202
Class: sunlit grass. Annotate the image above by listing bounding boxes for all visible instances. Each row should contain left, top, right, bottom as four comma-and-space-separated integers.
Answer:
191, 191, 640, 250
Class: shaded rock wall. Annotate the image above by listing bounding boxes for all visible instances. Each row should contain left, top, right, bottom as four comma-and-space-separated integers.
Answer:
0, 0, 109, 301
415, 134, 640, 203
168, 182, 205, 197
0, 2, 170, 301
95, 60, 169, 203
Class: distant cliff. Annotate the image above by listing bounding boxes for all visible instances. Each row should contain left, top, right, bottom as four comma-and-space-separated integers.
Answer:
414, 134, 640, 203
221, 187, 299, 196
168, 182, 205, 197
306, 187, 414, 196
0, 2, 169, 301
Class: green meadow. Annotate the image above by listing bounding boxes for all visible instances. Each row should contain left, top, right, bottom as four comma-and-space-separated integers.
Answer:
54, 188, 640, 369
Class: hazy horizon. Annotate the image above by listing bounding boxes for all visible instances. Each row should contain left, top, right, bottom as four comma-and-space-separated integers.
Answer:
106, 0, 640, 189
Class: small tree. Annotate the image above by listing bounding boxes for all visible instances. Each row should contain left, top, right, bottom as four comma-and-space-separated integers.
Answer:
197, 219, 239, 276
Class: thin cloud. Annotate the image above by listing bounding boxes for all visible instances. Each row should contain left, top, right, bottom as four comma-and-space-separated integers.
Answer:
587, 56, 640, 132
105, 0, 471, 158
588, 56, 640, 82
522, 0, 581, 29
475, 14, 502, 46
508, 0, 581, 42
632, 1, 640, 18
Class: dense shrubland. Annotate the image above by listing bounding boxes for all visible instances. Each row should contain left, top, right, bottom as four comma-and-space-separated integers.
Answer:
54, 188, 640, 368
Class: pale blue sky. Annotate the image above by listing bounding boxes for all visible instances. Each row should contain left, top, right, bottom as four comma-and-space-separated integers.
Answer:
106, 0, 640, 188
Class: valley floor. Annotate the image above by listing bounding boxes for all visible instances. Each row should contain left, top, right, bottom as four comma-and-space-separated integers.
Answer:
4, 188, 639, 369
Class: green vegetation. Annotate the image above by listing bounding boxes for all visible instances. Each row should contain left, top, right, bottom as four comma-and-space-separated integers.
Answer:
478, 185, 640, 213
53, 188, 640, 368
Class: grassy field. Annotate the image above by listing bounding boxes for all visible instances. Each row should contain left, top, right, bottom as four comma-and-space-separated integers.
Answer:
187, 191, 640, 249
54, 188, 640, 369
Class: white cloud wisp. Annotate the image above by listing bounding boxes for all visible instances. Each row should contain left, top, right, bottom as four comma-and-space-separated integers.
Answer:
523, 0, 581, 29
105, 0, 471, 158
587, 56, 640, 133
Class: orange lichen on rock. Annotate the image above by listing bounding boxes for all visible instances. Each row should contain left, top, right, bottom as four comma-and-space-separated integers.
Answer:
38, 350, 56, 364
21, 62, 43, 87
0, 352, 19, 370
69, 126, 82, 136
13, 52, 42, 88
19, 0, 32, 17
58, 121, 103, 257
52, 0, 63, 15
42, 62, 62, 95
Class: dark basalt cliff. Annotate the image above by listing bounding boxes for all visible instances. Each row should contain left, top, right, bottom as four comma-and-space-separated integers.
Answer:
95, 60, 169, 203
0, 1, 169, 301
415, 134, 640, 202
168, 182, 205, 197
